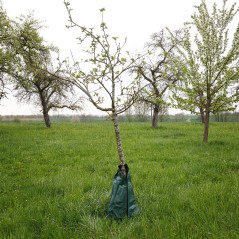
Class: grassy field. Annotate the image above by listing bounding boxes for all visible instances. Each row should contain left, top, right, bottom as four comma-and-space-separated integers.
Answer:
0, 122, 238, 238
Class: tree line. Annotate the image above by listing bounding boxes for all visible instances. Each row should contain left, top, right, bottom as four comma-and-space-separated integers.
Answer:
1, 0, 239, 146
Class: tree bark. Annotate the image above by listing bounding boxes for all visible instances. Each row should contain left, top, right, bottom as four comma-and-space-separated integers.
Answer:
203, 110, 210, 142
152, 105, 159, 127
39, 91, 51, 128
200, 108, 205, 124
112, 114, 126, 177
43, 108, 51, 128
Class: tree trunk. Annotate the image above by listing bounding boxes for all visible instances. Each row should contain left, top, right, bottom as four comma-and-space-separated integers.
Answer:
43, 108, 51, 128
203, 110, 210, 142
152, 105, 159, 127
200, 109, 205, 124
112, 114, 126, 177
41, 100, 51, 128
39, 91, 51, 128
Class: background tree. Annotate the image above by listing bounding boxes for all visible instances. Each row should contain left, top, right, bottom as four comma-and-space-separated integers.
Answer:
133, 100, 150, 122
137, 28, 184, 127
213, 112, 231, 122
171, 0, 239, 142
174, 113, 185, 122
232, 111, 239, 121
124, 104, 134, 122
14, 14, 81, 128
158, 103, 169, 122
63, 3, 144, 176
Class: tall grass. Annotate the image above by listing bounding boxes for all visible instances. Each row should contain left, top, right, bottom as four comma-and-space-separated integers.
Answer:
0, 122, 238, 238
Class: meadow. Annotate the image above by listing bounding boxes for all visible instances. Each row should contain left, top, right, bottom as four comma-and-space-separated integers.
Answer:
0, 122, 238, 238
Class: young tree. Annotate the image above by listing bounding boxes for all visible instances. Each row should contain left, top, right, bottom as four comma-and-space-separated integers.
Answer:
137, 28, 184, 127
171, 0, 239, 142
14, 14, 81, 128
63, 3, 144, 176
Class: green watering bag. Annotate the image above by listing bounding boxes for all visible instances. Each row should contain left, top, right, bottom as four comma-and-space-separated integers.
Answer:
108, 164, 140, 219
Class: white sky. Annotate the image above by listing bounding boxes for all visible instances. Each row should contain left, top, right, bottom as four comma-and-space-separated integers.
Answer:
0, 0, 238, 116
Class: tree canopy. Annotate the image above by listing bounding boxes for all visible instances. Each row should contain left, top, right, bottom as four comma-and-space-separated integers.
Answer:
13, 14, 82, 127
0, 7, 17, 101
137, 28, 185, 127
170, 0, 239, 142
62, 2, 147, 175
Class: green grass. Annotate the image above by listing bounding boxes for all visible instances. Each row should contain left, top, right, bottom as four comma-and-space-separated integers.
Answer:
0, 122, 238, 238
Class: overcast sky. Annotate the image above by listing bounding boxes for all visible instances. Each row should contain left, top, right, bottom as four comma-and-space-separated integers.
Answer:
0, 0, 238, 115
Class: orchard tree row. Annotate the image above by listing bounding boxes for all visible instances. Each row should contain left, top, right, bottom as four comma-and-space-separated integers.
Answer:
1, 0, 239, 146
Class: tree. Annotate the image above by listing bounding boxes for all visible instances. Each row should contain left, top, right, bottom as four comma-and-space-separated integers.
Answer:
137, 28, 184, 127
0, 73, 5, 101
124, 104, 134, 122
0, 7, 16, 101
232, 111, 239, 121
213, 112, 231, 122
174, 113, 185, 122
158, 103, 169, 122
171, 0, 239, 142
63, 3, 144, 176
134, 100, 150, 122
14, 14, 81, 128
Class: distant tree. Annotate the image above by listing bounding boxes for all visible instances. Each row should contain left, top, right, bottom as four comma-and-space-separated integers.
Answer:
171, 0, 239, 142
158, 103, 169, 122
134, 100, 150, 122
137, 28, 185, 127
71, 115, 80, 123
124, 104, 134, 122
213, 112, 231, 122
232, 111, 239, 122
14, 14, 82, 128
63, 3, 144, 176
174, 113, 185, 122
